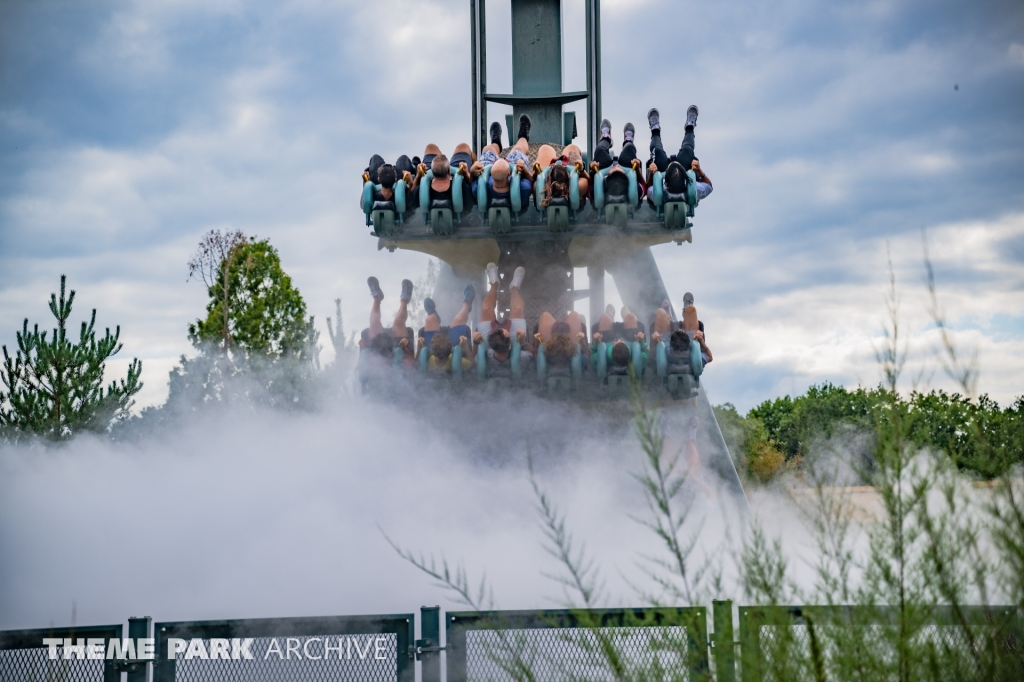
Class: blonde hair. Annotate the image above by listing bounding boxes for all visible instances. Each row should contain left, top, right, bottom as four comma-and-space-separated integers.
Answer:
545, 334, 577, 366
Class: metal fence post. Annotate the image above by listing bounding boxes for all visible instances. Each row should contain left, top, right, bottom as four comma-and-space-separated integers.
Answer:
419, 606, 442, 682
128, 616, 152, 682
713, 601, 735, 682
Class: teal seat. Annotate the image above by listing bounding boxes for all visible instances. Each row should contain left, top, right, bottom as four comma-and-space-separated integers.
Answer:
371, 209, 396, 236
534, 164, 582, 232
650, 169, 699, 230
361, 179, 406, 236
536, 342, 582, 391
475, 336, 522, 382
592, 164, 638, 227
655, 340, 701, 399
476, 164, 522, 235
667, 373, 696, 399
418, 168, 466, 235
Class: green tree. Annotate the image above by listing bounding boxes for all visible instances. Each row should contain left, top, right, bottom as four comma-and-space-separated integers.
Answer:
188, 232, 318, 362
0, 275, 142, 442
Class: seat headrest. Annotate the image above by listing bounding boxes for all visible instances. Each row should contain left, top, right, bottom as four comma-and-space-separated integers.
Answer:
608, 365, 630, 376
605, 194, 627, 204
489, 196, 510, 208
548, 196, 569, 207
430, 199, 453, 210
371, 200, 396, 212
665, 192, 687, 202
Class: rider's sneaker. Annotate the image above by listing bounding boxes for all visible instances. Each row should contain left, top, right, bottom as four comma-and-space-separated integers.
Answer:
621, 305, 632, 320
605, 304, 616, 319
600, 118, 612, 141
367, 276, 383, 300
517, 114, 531, 142
464, 284, 476, 304
424, 297, 437, 318
510, 266, 526, 290
683, 291, 695, 308
489, 121, 503, 147
647, 108, 661, 134
400, 279, 413, 302
685, 105, 699, 130
623, 122, 635, 146
486, 262, 499, 285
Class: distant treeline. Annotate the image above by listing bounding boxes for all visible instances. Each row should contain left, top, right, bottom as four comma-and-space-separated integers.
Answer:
716, 384, 1024, 483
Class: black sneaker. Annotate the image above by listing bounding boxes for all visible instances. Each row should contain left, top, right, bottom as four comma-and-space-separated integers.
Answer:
647, 108, 661, 134
367, 276, 383, 300
400, 279, 413, 303
464, 284, 476, 304
685, 105, 698, 130
489, 121, 503, 147
623, 122, 635, 145
600, 118, 612, 141
517, 114, 531, 142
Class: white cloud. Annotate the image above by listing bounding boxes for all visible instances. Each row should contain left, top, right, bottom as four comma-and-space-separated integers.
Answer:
1010, 42, 1024, 67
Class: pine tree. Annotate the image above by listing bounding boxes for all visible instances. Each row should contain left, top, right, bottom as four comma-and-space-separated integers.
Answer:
0, 276, 142, 442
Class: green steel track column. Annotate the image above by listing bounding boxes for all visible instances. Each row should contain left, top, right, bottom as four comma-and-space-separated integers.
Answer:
127, 617, 151, 682
587, 265, 605, 331
713, 600, 736, 682
470, 0, 487, 153
419, 606, 441, 682
585, 0, 602, 158
510, 0, 564, 144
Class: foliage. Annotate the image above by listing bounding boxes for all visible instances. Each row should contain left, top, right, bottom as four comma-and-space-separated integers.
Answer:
747, 436, 788, 483
719, 384, 1022, 483
188, 233, 319, 362
0, 276, 142, 442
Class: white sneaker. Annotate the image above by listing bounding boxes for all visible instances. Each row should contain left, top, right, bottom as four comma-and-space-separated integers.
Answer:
486, 262, 499, 285
510, 266, 526, 289
604, 304, 615, 319
621, 305, 632, 320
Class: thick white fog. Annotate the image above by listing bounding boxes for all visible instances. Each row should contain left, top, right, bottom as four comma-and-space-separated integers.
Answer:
0, 389, 746, 630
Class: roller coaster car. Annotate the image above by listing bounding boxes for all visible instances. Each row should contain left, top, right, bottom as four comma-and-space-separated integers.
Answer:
475, 164, 524, 235
649, 169, 700, 231
655, 339, 703, 400
361, 178, 408, 237
592, 163, 640, 229
418, 169, 469, 236
533, 163, 584, 233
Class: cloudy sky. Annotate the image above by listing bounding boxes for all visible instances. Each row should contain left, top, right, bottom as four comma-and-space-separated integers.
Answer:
1, 0, 1022, 412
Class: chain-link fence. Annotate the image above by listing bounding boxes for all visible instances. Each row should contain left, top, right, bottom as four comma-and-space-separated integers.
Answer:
738, 605, 1024, 682
446, 607, 709, 682
153, 614, 413, 682
0, 624, 123, 682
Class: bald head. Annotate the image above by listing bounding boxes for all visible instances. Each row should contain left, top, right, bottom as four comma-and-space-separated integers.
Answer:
491, 158, 510, 188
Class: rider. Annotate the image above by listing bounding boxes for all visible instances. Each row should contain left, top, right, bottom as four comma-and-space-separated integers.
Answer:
419, 284, 476, 358
362, 276, 416, 366
472, 263, 536, 373
645, 106, 713, 203
469, 117, 537, 191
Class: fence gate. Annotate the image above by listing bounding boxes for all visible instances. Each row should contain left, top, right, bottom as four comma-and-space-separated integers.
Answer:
445, 607, 710, 682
